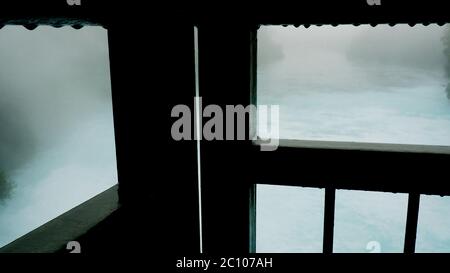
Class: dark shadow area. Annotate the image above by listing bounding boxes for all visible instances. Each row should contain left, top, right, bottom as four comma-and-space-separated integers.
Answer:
0, 2, 449, 271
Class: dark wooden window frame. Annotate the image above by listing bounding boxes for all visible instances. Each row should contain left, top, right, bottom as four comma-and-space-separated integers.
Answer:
0, 1, 118, 253
1, 0, 449, 255
249, 23, 450, 254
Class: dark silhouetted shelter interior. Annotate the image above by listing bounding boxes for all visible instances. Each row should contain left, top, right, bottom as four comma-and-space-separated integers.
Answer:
0, 1, 449, 267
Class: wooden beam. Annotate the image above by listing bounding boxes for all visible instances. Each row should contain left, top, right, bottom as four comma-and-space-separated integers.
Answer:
404, 193, 420, 253
323, 187, 336, 253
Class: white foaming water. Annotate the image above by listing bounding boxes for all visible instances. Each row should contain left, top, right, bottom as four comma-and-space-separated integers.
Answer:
0, 110, 117, 247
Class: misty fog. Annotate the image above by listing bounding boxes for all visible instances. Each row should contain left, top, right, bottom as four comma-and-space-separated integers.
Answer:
0, 26, 117, 247
257, 24, 450, 145
257, 24, 450, 253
